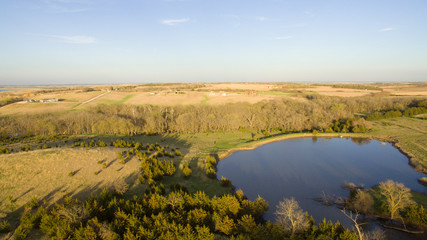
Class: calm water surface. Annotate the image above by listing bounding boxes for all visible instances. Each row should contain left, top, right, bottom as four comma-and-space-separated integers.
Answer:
0, 89, 26, 92
217, 137, 426, 229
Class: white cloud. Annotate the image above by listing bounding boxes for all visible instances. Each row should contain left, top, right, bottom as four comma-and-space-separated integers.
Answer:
256, 16, 267, 22
275, 35, 294, 40
161, 18, 190, 26
47, 35, 97, 44
380, 27, 394, 32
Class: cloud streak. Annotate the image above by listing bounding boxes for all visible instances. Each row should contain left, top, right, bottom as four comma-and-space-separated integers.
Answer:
46, 35, 97, 44
275, 35, 294, 40
380, 27, 394, 32
161, 18, 189, 26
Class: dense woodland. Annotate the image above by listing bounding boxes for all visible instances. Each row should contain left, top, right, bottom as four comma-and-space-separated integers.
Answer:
0, 94, 426, 137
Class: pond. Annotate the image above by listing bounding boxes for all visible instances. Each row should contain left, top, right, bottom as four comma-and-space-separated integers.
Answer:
217, 137, 426, 230
0, 89, 26, 92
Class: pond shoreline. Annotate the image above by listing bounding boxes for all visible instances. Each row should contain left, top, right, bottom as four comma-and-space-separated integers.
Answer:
217, 132, 427, 175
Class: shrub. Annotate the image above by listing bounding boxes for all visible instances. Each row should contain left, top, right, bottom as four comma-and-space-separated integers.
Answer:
206, 156, 217, 166
68, 171, 75, 177
0, 220, 11, 233
182, 164, 192, 178
262, 130, 270, 137
403, 205, 427, 226
324, 128, 334, 133
14, 225, 29, 240
206, 167, 217, 179
25, 196, 39, 210
175, 150, 184, 157
20, 208, 46, 229
220, 177, 231, 187
98, 140, 106, 147
112, 179, 129, 195
170, 183, 189, 193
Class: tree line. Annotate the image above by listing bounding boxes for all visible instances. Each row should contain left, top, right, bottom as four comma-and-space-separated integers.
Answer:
1, 95, 424, 137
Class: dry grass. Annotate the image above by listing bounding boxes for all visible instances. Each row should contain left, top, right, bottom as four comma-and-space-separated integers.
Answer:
382, 83, 427, 96
297, 86, 381, 97
0, 102, 77, 115
1, 83, 425, 115
0, 148, 141, 218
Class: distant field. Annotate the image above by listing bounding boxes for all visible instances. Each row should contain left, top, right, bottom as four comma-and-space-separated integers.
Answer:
1, 82, 425, 116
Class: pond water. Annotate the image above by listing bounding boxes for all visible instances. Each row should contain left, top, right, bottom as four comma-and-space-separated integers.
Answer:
0, 89, 26, 92
217, 137, 426, 230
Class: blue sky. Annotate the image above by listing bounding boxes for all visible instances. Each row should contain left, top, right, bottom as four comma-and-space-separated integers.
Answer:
0, 0, 426, 85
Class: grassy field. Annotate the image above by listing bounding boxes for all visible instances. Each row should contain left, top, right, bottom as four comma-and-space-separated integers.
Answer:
1, 83, 425, 116
368, 117, 427, 172
102, 94, 135, 105
0, 115, 425, 236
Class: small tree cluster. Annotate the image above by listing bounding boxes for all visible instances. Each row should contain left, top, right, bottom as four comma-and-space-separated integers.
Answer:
205, 156, 217, 179
140, 156, 176, 183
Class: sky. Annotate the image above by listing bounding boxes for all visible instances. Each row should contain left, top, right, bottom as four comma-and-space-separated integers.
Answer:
0, 0, 426, 85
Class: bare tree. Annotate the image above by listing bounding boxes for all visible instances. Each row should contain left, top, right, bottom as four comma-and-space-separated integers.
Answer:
274, 197, 309, 234
378, 180, 414, 220
341, 208, 363, 240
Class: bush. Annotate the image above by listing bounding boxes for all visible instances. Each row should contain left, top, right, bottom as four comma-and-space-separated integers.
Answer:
206, 156, 217, 166
262, 130, 270, 137
25, 196, 39, 210
403, 205, 427, 226
170, 183, 189, 193
20, 207, 46, 229
14, 225, 29, 240
206, 167, 217, 179
112, 179, 129, 195
220, 177, 231, 187
175, 150, 184, 157
68, 171, 75, 177
0, 220, 11, 233
182, 165, 192, 178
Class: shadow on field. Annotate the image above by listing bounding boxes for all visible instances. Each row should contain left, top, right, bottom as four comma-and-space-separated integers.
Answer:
15, 187, 35, 201
2, 134, 192, 232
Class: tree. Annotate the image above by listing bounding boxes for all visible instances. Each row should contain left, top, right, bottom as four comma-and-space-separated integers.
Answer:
352, 190, 374, 214
274, 197, 309, 234
378, 179, 414, 220
340, 209, 363, 240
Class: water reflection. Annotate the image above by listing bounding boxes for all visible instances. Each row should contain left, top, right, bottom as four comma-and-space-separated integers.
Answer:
217, 137, 426, 229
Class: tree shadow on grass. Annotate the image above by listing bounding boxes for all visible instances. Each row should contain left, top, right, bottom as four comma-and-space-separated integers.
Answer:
15, 187, 35, 201
3, 134, 193, 234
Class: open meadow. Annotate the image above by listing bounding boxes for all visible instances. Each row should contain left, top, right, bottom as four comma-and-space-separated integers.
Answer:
1, 83, 426, 115
0, 82, 426, 239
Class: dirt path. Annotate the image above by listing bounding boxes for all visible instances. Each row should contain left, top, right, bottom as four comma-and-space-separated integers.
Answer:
79, 91, 110, 106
